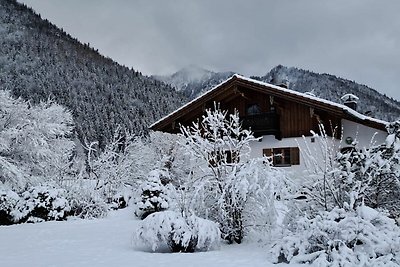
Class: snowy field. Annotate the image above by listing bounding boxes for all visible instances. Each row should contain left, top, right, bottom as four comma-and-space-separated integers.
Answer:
0, 208, 299, 267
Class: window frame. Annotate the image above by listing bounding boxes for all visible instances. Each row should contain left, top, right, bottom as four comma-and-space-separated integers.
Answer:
263, 147, 300, 167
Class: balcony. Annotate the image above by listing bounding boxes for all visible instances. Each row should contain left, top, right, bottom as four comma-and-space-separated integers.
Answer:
241, 112, 281, 139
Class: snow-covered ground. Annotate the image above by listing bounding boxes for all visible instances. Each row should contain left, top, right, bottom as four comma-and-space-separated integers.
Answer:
0, 208, 298, 267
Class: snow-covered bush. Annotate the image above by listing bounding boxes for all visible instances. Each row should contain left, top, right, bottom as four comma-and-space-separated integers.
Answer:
14, 185, 71, 223
0, 188, 20, 225
109, 188, 134, 210
240, 158, 288, 240
0, 90, 75, 190
84, 136, 128, 203
66, 185, 108, 219
134, 169, 171, 219
134, 211, 220, 252
275, 122, 400, 265
364, 121, 400, 218
179, 104, 283, 243
331, 120, 400, 218
83, 129, 179, 210
269, 206, 400, 266
299, 124, 343, 211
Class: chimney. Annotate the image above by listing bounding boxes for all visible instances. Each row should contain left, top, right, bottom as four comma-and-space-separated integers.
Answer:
341, 93, 359, 111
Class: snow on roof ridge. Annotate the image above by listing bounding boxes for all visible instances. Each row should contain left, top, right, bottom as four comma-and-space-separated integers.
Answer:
150, 74, 388, 129
234, 75, 388, 126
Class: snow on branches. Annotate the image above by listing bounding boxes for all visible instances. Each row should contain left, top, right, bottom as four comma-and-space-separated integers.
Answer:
134, 169, 172, 219
0, 91, 74, 189
270, 206, 400, 266
134, 210, 220, 253
274, 121, 400, 265
179, 104, 284, 243
334, 120, 400, 217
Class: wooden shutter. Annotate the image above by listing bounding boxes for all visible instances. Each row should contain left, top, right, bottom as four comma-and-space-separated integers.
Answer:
290, 147, 300, 165
263, 148, 272, 157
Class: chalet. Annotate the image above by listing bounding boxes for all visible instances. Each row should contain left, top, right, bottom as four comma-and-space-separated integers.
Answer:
150, 74, 388, 174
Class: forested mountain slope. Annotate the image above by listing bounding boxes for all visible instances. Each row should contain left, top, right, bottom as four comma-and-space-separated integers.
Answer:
0, 0, 187, 147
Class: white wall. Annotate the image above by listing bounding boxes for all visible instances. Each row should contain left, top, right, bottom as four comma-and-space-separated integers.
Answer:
341, 119, 387, 149
249, 135, 334, 176
248, 120, 387, 179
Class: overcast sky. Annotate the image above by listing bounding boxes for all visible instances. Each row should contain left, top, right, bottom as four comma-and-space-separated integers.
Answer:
20, 0, 400, 100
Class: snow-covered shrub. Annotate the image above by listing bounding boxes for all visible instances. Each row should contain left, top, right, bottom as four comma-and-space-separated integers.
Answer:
109, 188, 134, 210
134, 211, 220, 252
179, 104, 284, 243
0, 188, 20, 225
240, 158, 288, 241
84, 131, 175, 203
299, 124, 343, 211
365, 121, 400, 218
331, 120, 400, 218
14, 185, 71, 223
66, 186, 108, 219
134, 169, 171, 219
269, 206, 400, 266
0, 91, 75, 190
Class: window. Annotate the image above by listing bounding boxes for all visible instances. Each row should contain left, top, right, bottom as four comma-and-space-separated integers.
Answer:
246, 104, 261, 115
262, 147, 300, 167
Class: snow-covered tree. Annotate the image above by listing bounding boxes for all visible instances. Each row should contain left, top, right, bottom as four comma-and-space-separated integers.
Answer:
0, 91, 75, 190
296, 124, 343, 212
179, 104, 283, 243
367, 121, 400, 215
83, 129, 131, 203
134, 169, 172, 219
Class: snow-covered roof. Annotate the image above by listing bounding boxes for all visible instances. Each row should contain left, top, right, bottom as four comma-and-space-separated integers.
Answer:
150, 74, 388, 130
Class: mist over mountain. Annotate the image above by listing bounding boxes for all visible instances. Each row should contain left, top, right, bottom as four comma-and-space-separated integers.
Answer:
0, 0, 187, 147
160, 65, 400, 122
153, 66, 234, 99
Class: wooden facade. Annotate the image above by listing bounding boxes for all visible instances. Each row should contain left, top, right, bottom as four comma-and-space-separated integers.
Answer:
150, 75, 386, 139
